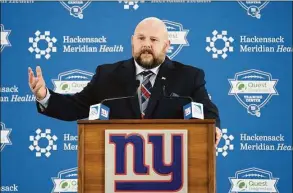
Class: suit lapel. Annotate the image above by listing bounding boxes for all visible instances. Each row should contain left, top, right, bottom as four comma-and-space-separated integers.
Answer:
116, 58, 141, 118
144, 57, 175, 118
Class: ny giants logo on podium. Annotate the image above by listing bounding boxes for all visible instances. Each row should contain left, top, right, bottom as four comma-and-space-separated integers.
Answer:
105, 130, 188, 193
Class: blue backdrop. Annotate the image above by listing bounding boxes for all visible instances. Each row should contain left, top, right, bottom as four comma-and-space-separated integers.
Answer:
1, 1, 292, 193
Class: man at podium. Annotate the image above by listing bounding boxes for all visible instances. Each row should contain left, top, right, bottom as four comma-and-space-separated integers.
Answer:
28, 17, 222, 146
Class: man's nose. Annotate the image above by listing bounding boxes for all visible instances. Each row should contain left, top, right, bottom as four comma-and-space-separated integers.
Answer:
142, 39, 152, 47
142, 45, 151, 50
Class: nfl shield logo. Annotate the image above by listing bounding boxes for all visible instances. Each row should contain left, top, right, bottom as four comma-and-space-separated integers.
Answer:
105, 130, 188, 193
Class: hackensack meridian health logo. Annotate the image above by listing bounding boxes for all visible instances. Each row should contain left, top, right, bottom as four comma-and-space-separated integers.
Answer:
163, 20, 189, 59
119, 0, 141, 10
238, 0, 269, 19
29, 128, 58, 158
29, 30, 123, 57
228, 69, 278, 117
216, 128, 234, 157
229, 167, 279, 193
52, 69, 93, 94
0, 122, 12, 151
206, 30, 234, 59
28, 30, 57, 59
0, 24, 11, 52
51, 167, 78, 193
59, 0, 92, 19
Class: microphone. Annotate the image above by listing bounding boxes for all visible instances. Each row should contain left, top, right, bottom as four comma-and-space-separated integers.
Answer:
162, 77, 167, 96
183, 101, 204, 120
161, 77, 204, 120
88, 80, 140, 120
100, 80, 140, 104
161, 77, 193, 102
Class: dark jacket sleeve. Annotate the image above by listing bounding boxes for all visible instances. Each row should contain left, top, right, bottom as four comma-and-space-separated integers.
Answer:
36, 66, 101, 121
191, 69, 221, 128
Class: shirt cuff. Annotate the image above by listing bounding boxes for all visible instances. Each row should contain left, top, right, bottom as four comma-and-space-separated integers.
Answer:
36, 88, 50, 108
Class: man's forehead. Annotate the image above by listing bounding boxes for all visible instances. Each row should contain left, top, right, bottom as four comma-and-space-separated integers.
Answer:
134, 26, 165, 37
135, 23, 165, 34
135, 32, 160, 38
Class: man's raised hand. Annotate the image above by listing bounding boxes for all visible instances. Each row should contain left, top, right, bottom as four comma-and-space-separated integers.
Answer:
28, 66, 47, 100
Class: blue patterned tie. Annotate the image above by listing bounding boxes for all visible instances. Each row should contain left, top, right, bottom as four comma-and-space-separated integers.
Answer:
140, 71, 153, 118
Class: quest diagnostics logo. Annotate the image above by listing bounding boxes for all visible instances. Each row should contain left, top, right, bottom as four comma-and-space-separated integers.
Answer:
228, 69, 278, 117
52, 69, 93, 94
51, 167, 77, 192
229, 167, 279, 192
163, 20, 189, 59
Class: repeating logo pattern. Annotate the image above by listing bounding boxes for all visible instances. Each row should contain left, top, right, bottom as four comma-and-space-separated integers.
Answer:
216, 128, 234, 157
1, 3, 291, 193
29, 128, 58, 158
28, 30, 57, 59
0, 24, 11, 52
229, 69, 278, 117
206, 30, 234, 59
0, 122, 12, 151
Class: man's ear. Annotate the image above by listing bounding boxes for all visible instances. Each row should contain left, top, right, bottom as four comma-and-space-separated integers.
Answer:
164, 40, 171, 53
131, 35, 134, 46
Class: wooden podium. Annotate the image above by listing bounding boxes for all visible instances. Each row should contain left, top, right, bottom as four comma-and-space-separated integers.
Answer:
77, 119, 216, 193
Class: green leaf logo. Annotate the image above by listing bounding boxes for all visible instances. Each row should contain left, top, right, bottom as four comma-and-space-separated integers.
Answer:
60, 180, 70, 190
62, 84, 68, 90
237, 82, 246, 91
237, 180, 247, 191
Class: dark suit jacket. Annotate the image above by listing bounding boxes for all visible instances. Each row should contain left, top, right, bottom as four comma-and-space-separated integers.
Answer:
37, 57, 220, 128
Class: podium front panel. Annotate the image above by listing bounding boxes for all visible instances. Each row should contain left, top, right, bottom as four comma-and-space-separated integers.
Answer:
78, 120, 215, 193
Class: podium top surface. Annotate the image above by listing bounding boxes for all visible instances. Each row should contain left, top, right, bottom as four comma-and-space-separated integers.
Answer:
77, 119, 216, 124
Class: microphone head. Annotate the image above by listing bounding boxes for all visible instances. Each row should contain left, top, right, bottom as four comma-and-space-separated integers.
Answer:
161, 76, 167, 86
183, 102, 204, 120
89, 103, 110, 120
161, 77, 167, 96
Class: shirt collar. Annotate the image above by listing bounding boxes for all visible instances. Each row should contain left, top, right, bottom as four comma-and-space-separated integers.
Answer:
134, 59, 162, 76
